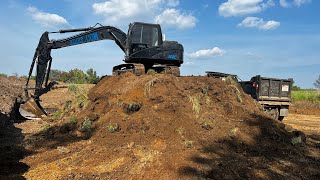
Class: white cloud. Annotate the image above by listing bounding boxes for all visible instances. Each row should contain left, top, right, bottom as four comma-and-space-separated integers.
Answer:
167, 0, 180, 7
219, 0, 275, 17
280, 0, 311, 8
155, 9, 196, 29
92, 0, 195, 29
188, 47, 226, 59
92, 0, 163, 23
27, 6, 68, 27
238, 16, 280, 30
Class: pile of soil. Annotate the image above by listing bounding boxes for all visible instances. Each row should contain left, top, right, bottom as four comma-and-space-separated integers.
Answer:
291, 101, 320, 116
0, 76, 25, 122
23, 73, 320, 179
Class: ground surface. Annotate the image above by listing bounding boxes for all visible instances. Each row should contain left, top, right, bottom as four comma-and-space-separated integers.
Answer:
0, 74, 319, 179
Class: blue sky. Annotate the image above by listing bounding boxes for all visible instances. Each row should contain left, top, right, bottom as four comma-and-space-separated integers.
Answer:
0, 0, 319, 88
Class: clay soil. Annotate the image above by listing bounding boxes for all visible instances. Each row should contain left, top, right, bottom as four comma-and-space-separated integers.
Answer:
1, 74, 320, 179
0, 76, 25, 117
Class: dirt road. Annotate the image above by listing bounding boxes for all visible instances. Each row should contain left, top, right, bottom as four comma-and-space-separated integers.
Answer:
284, 113, 320, 136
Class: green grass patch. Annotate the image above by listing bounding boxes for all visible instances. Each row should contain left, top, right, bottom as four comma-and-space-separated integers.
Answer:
292, 90, 320, 103
68, 84, 90, 108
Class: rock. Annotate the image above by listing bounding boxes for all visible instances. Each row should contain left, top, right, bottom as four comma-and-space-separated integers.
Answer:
291, 136, 302, 145
128, 142, 135, 148
57, 146, 71, 153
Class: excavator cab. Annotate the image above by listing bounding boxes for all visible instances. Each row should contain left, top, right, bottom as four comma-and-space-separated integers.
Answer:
126, 22, 163, 55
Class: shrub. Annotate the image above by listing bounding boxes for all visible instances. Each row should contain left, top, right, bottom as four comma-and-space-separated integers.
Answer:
107, 123, 120, 133
147, 69, 157, 75
68, 84, 89, 109
80, 117, 94, 139
184, 140, 193, 148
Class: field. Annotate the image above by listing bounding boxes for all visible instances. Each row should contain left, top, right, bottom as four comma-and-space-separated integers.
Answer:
292, 90, 320, 103
0, 75, 320, 179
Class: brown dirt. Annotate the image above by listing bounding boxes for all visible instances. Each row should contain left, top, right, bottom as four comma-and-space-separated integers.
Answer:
1, 74, 320, 179
290, 101, 320, 116
0, 76, 25, 120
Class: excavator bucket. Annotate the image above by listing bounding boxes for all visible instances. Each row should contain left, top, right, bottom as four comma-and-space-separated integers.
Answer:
19, 98, 47, 119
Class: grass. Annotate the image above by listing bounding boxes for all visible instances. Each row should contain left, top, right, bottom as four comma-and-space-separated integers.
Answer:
175, 127, 185, 136
68, 84, 90, 108
188, 95, 201, 118
107, 123, 120, 133
147, 69, 157, 75
51, 110, 64, 120
39, 124, 50, 134
292, 90, 320, 103
144, 78, 159, 97
184, 140, 193, 148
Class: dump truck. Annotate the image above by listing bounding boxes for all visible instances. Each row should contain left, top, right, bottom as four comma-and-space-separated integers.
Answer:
239, 75, 293, 121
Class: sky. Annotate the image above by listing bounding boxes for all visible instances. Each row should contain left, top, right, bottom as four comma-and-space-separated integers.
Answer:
0, 0, 319, 88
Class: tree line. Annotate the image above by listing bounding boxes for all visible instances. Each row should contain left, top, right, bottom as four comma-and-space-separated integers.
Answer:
0, 68, 100, 84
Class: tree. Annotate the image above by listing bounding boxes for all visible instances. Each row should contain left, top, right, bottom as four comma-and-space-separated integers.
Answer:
68, 69, 87, 84
86, 68, 100, 84
314, 75, 320, 89
292, 80, 301, 91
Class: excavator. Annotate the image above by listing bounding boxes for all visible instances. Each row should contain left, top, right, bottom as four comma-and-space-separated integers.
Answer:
20, 22, 184, 117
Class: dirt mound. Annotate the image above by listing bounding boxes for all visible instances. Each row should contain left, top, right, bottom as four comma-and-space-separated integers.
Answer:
291, 101, 320, 116
23, 74, 320, 179
0, 76, 25, 121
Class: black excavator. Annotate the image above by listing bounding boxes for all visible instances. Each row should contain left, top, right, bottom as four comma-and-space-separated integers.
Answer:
21, 22, 184, 117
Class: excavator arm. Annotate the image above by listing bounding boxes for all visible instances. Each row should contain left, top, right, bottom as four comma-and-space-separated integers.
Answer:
24, 24, 127, 115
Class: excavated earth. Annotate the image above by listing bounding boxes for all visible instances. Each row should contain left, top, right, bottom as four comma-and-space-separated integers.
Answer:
0, 76, 25, 122
1, 74, 320, 179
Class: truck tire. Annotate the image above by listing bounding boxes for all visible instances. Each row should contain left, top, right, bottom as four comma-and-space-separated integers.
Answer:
278, 116, 284, 121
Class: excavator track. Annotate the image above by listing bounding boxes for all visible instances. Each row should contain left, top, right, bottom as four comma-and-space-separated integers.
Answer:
112, 63, 145, 76
163, 66, 180, 76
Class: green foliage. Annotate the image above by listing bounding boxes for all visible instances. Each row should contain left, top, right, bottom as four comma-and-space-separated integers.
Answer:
48, 68, 100, 84
292, 90, 320, 103
292, 80, 301, 91
68, 69, 87, 84
314, 75, 320, 89
68, 84, 89, 109
107, 123, 120, 133
51, 110, 64, 120
147, 69, 157, 75
86, 68, 100, 84
80, 117, 93, 139
184, 140, 193, 148
0, 73, 7, 77
39, 124, 50, 133
64, 100, 72, 110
